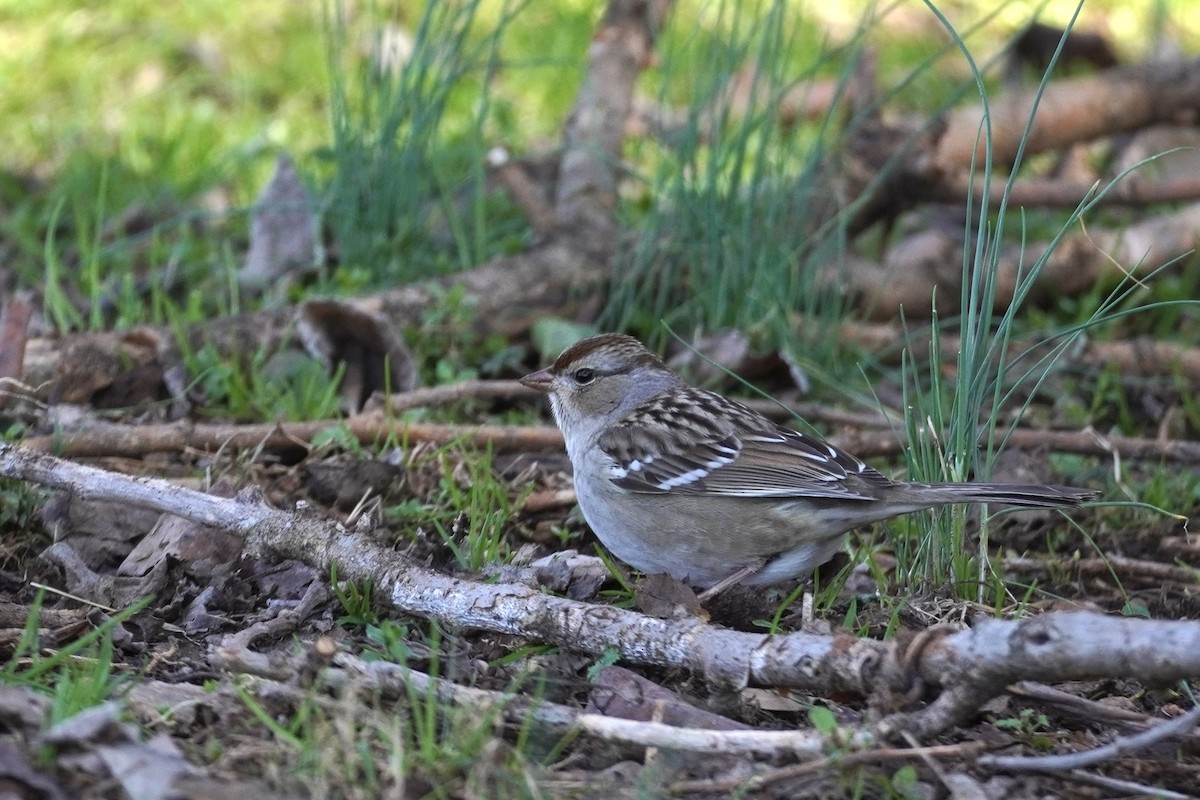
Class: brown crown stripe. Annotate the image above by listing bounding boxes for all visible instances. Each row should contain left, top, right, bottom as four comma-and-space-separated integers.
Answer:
552, 333, 666, 372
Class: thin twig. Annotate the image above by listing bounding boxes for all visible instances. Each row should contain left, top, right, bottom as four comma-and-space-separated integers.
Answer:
978, 705, 1200, 772
487, 147, 556, 235
383, 379, 533, 413
25, 408, 1200, 467
21, 416, 564, 458
671, 741, 986, 794
832, 315, 1200, 383
1009, 682, 1164, 730
1057, 769, 1197, 800
1004, 555, 1199, 585
939, 173, 1200, 210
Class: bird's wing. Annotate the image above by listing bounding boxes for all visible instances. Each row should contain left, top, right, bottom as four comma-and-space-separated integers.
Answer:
596, 388, 891, 500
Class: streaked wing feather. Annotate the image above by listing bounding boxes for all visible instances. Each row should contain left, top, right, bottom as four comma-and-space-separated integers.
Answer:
599, 388, 891, 500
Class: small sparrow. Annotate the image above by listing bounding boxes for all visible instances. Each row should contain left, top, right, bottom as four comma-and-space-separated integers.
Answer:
521, 333, 1095, 595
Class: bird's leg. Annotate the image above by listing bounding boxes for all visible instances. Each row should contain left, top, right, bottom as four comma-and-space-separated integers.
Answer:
695, 559, 766, 603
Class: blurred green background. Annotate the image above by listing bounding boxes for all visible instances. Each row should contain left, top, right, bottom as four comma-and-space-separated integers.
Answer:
0, 0, 1194, 334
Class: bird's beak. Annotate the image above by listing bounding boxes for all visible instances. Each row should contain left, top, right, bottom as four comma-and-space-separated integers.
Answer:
520, 367, 554, 394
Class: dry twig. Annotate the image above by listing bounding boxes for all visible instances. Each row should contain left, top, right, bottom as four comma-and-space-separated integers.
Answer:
978, 705, 1200, 772
1004, 554, 1200, 586
21, 416, 563, 458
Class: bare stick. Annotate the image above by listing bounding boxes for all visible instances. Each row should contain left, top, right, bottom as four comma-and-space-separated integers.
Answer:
383, 379, 533, 412
672, 741, 987, 795
24, 403, 1200, 467
978, 705, 1200, 772
573, 714, 834, 757
937, 173, 1200, 210
555, 0, 667, 247
1051, 771, 1196, 800
1005, 555, 1200, 585
21, 416, 564, 458
832, 314, 1200, 383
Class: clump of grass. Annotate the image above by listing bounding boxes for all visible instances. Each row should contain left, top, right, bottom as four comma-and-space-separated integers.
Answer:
891, 7, 1076, 600
321, 0, 526, 285
0, 478, 48, 547
386, 443, 525, 573
431, 445, 525, 572
176, 339, 347, 422
607, 0, 858, 355
1, 591, 151, 726
604, 0, 1011, 361
237, 619, 553, 799
887, 6, 1192, 601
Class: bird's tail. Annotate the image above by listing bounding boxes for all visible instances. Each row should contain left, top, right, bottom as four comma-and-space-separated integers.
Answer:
907, 483, 1096, 509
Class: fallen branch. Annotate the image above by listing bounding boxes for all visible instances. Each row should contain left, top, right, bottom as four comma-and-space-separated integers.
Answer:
211, 581, 331, 680
1040, 772, 1196, 800
1009, 682, 1200, 749
845, 202, 1200, 321
21, 415, 563, 458
938, 172, 1200, 210
571, 715, 834, 757
835, 426, 1200, 465
671, 741, 987, 795
935, 56, 1200, 173
22, 407, 1200, 467
5, 442, 1200, 741
315, 654, 839, 758
832, 314, 1200, 383
1004, 554, 1200, 586
818, 53, 1200, 261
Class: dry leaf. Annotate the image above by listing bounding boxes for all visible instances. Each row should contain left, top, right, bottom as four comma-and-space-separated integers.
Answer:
241, 153, 318, 289
635, 572, 705, 619
588, 665, 750, 730
119, 514, 242, 578
296, 298, 417, 412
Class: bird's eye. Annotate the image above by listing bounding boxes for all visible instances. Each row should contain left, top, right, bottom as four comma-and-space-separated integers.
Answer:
572, 368, 595, 385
